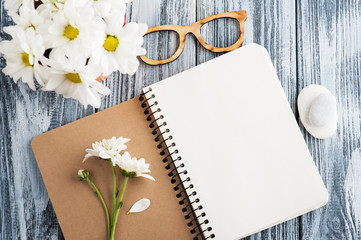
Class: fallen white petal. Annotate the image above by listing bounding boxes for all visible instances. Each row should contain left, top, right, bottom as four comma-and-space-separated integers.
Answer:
127, 198, 151, 214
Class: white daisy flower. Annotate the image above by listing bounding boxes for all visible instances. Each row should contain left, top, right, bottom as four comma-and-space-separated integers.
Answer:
0, 26, 45, 90
114, 152, 155, 181
38, 3, 99, 50
11, 5, 45, 31
90, 12, 147, 75
42, 49, 111, 108
83, 136, 131, 162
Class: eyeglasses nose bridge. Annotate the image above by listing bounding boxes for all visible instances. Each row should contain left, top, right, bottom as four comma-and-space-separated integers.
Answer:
182, 22, 203, 41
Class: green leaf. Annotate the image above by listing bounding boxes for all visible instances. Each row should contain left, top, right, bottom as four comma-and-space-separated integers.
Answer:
116, 189, 119, 197
117, 201, 123, 210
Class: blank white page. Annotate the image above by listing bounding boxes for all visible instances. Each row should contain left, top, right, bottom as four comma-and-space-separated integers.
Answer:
144, 44, 328, 240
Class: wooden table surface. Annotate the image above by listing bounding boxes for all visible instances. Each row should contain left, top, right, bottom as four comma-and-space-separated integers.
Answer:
1, 0, 361, 239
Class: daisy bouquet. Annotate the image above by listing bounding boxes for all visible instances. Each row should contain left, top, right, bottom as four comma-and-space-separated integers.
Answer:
79, 137, 155, 240
0, 0, 147, 108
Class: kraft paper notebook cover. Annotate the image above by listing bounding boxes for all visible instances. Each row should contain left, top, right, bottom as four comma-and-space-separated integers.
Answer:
31, 44, 329, 240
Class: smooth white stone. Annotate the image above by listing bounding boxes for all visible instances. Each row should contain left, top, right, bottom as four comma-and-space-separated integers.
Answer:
308, 93, 337, 127
297, 85, 338, 139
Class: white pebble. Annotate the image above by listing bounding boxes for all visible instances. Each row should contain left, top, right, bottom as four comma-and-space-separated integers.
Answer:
298, 85, 337, 139
308, 93, 337, 127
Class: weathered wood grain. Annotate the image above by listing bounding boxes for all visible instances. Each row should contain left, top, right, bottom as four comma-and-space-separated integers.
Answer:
296, 1, 361, 239
1, 0, 361, 239
0, 1, 93, 239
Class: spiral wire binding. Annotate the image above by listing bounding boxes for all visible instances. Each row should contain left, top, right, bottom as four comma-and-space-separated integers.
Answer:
139, 89, 215, 240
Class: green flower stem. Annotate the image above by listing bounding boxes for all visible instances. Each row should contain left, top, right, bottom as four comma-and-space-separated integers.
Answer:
86, 178, 110, 239
111, 165, 117, 226
109, 177, 129, 240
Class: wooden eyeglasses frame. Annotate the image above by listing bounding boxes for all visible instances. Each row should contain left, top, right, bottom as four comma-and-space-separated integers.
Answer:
139, 10, 247, 65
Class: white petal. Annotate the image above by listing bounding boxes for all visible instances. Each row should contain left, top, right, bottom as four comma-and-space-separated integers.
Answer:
99, 149, 111, 159
138, 174, 155, 181
127, 198, 151, 214
44, 76, 64, 91
20, 42, 31, 54
138, 23, 148, 36
83, 153, 93, 163
22, 67, 36, 90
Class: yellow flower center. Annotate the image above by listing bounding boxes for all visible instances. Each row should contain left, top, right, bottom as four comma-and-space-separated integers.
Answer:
66, 73, 82, 84
64, 25, 79, 40
21, 52, 32, 67
103, 35, 119, 52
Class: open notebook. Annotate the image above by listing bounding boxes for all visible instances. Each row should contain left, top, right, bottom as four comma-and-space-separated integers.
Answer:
31, 44, 328, 240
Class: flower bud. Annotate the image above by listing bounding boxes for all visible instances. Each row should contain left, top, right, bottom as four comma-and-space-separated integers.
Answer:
78, 169, 89, 181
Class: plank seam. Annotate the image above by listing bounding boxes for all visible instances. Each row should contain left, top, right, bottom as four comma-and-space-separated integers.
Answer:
295, 1, 302, 239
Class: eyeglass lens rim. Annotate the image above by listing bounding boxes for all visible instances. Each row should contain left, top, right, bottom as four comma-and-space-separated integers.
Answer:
140, 10, 247, 65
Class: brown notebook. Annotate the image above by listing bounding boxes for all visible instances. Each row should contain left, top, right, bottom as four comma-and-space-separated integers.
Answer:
32, 44, 328, 240
31, 97, 198, 239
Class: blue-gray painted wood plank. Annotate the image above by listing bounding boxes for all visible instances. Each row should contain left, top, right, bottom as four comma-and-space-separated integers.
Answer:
296, 1, 361, 239
1, 0, 360, 239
